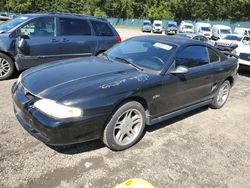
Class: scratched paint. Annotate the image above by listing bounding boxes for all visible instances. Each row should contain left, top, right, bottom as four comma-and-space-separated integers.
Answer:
100, 79, 127, 89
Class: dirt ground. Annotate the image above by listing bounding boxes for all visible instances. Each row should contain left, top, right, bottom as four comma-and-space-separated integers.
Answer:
1, 28, 250, 188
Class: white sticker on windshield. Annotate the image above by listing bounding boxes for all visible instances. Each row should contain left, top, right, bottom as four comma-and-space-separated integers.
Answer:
153, 42, 173, 51
20, 17, 28, 20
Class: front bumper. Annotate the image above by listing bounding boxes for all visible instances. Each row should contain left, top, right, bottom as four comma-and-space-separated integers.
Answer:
238, 59, 250, 66
12, 82, 109, 146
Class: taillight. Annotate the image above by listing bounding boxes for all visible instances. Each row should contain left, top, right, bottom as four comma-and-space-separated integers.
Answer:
116, 36, 122, 43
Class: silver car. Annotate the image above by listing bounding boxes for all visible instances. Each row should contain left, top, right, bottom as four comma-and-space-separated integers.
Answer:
141, 20, 152, 32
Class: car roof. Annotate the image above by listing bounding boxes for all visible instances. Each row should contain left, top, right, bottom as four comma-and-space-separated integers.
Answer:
131, 35, 205, 46
22, 13, 108, 22
212, 25, 231, 29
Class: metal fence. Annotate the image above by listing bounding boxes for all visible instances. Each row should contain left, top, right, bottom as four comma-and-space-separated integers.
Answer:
108, 18, 250, 30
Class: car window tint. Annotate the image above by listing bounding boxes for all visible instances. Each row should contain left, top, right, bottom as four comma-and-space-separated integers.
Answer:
20, 17, 55, 37
193, 36, 200, 41
176, 46, 209, 68
208, 48, 220, 63
91, 20, 114, 36
60, 18, 91, 36
200, 36, 208, 42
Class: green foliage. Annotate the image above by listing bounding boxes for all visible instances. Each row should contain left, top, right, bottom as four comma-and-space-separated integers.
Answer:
2, 0, 250, 21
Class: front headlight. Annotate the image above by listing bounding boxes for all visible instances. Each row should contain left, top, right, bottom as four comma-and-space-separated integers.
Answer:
34, 99, 83, 119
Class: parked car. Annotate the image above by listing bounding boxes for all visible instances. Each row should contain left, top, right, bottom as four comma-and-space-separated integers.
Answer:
232, 45, 250, 67
12, 35, 238, 151
0, 13, 10, 22
215, 34, 250, 52
176, 33, 214, 45
0, 13, 121, 80
164, 21, 177, 35
141, 20, 152, 32
194, 22, 212, 38
152, 20, 163, 33
211, 25, 232, 40
234, 27, 250, 36
179, 21, 194, 33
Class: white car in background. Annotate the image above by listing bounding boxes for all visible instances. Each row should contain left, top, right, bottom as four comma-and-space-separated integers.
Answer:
234, 27, 250, 36
215, 34, 250, 52
152, 20, 163, 33
233, 46, 250, 67
212, 25, 232, 40
195, 22, 212, 38
179, 21, 194, 33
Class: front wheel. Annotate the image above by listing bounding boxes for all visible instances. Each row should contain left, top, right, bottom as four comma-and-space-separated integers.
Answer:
210, 80, 231, 109
0, 53, 15, 81
102, 101, 146, 151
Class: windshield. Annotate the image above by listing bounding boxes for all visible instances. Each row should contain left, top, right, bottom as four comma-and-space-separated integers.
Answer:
184, 25, 193, 29
220, 29, 231, 34
0, 15, 29, 33
168, 24, 177, 28
224, 35, 242, 41
201, 27, 211, 32
155, 24, 161, 27
143, 22, 151, 26
106, 40, 177, 71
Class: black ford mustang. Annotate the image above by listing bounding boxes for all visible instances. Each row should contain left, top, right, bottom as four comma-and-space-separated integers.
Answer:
12, 36, 238, 151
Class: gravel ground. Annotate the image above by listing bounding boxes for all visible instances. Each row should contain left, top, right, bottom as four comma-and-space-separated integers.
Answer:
1, 28, 250, 188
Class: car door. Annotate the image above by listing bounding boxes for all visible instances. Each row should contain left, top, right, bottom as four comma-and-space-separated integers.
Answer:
57, 17, 98, 58
90, 20, 119, 54
158, 45, 215, 116
16, 16, 61, 69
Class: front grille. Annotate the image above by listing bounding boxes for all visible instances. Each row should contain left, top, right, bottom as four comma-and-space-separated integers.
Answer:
239, 53, 250, 61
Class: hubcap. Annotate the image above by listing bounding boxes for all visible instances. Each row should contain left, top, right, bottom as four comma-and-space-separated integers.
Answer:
113, 109, 143, 146
0, 58, 10, 78
217, 83, 229, 106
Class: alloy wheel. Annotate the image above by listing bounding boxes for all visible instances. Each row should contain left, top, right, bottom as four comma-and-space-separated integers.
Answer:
217, 83, 230, 106
113, 109, 143, 146
0, 58, 10, 78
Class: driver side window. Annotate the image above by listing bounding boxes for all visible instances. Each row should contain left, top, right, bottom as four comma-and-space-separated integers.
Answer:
20, 17, 55, 37
176, 46, 209, 68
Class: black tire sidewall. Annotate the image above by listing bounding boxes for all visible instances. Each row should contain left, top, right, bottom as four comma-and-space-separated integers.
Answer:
0, 53, 15, 80
103, 101, 146, 151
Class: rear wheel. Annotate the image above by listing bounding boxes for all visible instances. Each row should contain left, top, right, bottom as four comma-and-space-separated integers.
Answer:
0, 53, 15, 81
102, 101, 145, 151
210, 80, 230, 109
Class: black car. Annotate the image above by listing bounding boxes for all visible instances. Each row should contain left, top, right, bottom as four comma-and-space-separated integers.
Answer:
0, 13, 121, 80
12, 36, 238, 151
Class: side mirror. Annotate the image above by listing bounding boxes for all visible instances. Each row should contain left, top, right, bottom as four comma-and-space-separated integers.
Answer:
171, 65, 189, 74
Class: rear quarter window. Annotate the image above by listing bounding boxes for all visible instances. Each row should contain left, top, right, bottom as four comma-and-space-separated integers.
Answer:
90, 20, 115, 36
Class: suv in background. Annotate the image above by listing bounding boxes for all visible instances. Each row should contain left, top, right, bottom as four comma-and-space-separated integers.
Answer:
164, 21, 177, 35
0, 13, 121, 80
141, 20, 152, 32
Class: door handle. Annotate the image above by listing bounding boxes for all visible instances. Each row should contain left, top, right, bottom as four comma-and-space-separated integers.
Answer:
51, 38, 59, 43
62, 38, 69, 42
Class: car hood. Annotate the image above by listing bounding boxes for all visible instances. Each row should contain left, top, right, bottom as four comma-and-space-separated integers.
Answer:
21, 56, 140, 100
217, 39, 239, 46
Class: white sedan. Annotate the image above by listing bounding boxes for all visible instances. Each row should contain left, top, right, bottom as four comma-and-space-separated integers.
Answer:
233, 46, 250, 66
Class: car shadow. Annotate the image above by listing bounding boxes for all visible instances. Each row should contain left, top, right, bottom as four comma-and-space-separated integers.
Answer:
146, 106, 209, 133
47, 140, 105, 155
238, 67, 250, 77
49, 106, 209, 154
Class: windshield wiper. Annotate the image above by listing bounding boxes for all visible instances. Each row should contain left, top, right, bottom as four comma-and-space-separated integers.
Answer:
102, 52, 113, 61
114, 57, 143, 71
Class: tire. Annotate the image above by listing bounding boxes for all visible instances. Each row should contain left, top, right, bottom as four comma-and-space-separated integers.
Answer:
102, 101, 146, 151
0, 53, 15, 81
210, 80, 231, 109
